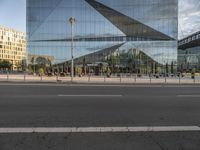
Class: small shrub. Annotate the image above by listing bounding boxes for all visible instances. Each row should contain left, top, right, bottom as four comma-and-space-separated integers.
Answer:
38, 68, 45, 76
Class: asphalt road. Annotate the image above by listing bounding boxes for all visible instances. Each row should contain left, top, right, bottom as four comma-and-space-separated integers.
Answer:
0, 83, 200, 149
0, 83, 200, 127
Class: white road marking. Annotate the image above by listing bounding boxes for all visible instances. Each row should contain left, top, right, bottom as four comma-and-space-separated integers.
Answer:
58, 95, 123, 97
0, 126, 199, 133
177, 95, 200, 97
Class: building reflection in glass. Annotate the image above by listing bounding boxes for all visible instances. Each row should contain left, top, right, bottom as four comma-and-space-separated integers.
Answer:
27, 0, 178, 75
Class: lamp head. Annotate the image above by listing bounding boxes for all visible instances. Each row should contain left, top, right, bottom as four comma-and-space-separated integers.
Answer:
69, 17, 76, 24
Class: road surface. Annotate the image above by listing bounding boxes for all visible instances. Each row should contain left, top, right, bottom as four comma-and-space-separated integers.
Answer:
0, 83, 200, 149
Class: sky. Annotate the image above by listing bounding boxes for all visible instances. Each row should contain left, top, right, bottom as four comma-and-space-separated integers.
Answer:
0, 0, 199, 39
178, 0, 200, 39
0, 0, 26, 32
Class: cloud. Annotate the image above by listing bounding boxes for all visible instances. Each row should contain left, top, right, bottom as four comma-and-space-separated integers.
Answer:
179, 0, 200, 39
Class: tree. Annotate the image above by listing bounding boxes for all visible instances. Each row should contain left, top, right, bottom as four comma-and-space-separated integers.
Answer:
76, 67, 82, 76
127, 50, 134, 73
82, 57, 86, 75
35, 57, 50, 68
166, 63, 169, 74
30, 57, 35, 65
0, 60, 12, 70
38, 68, 45, 76
21, 59, 27, 71
35, 57, 52, 74
47, 58, 52, 72
107, 51, 120, 73
171, 61, 174, 74
29, 57, 35, 74
155, 63, 158, 74
191, 68, 196, 79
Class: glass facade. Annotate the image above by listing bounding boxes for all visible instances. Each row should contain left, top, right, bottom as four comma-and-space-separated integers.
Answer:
178, 47, 200, 72
178, 31, 200, 73
27, 0, 178, 74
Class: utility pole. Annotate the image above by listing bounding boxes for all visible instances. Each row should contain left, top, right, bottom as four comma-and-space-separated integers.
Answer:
69, 17, 75, 82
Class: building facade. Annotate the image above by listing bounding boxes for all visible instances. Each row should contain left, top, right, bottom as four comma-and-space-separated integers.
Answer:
0, 26, 26, 71
178, 31, 200, 72
27, 0, 178, 74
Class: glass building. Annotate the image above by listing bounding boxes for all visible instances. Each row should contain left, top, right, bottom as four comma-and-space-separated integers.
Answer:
27, 0, 178, 75
178, 31, 200, 72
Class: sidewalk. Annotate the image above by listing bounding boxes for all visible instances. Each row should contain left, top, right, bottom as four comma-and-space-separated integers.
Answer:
0, 74, 200, 84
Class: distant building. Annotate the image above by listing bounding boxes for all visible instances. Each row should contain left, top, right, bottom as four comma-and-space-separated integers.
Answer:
178, 31, 200, 72
0, 26, 26, 71
27, 54, 55, 74
28, 54, 55, 65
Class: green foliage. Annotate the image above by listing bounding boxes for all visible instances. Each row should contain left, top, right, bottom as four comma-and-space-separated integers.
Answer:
38, 68, 45, 76
21, 59, 27, 71
192, 68, 196, 74
35, 57, 50, 67
107, 52, 120, 66
0, 60, 12, 69
30, 57, 35, 64
28, 65, 34, 74
191, 68, 196, 76
30, 57, 53, 74
107, 67, 111, 74
98, 63, 107, 73
76, 67, 82, 75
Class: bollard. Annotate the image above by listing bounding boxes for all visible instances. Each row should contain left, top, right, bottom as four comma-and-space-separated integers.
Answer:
131, 74, 133, 84
135, 74, 137, 83
7, 72, 9, 81
150, 76, 151, 84
24, 73, 26, 82
88, 74, 91, 82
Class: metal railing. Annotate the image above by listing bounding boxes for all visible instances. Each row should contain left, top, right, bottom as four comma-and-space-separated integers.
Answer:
0, 73, 200, 84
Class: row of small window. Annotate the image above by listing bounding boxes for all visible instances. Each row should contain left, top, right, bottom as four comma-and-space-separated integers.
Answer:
0, 55, 23, 59
0, 43, 26, 48
0, 53, 25, 56
1, 36, 26, 42
179, 33, 200, 45
0, 48, 25, 52
0, 31, 25, 39
0, 50, 26, 55
4, 40, 26, 44
2, 43, 26, 47
0, 46, 25, 51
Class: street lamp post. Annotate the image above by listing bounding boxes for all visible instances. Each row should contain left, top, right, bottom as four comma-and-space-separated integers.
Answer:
69, 17, 75, 82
